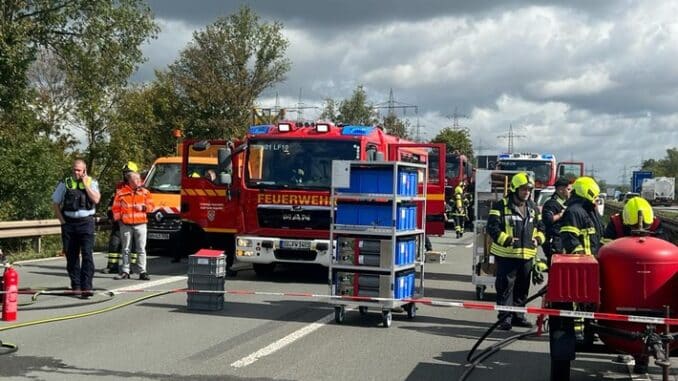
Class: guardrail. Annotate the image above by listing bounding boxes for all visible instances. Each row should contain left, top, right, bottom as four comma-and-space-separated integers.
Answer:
606, 201, 678, 243
0, 218, 109, 253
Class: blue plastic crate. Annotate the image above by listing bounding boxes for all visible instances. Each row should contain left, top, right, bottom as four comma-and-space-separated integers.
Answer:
336, 203, 360, 225
357, 204, 392, 227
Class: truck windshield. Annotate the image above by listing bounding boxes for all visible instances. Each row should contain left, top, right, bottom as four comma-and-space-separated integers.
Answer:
145, 163, 217, 193
496, 160, 552, 185
246, 139, 360, 189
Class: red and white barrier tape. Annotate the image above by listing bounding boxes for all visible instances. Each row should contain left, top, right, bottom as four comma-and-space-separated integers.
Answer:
10, 288, 678, 326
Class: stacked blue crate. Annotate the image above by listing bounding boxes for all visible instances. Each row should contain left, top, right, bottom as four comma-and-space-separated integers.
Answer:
332, 162, 423, 308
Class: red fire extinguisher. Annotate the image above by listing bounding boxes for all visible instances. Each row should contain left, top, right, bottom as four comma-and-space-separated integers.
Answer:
2, 264, 19, 321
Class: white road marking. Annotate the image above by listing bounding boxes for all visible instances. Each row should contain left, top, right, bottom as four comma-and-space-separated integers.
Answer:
465, 242, 473, 248
108, 275, 187, 294
230, 313, 334, 368
15, 251, 107, 264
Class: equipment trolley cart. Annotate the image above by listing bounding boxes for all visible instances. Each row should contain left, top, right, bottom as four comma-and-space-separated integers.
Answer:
472, 169, 533, 300
329, 160, 427, 327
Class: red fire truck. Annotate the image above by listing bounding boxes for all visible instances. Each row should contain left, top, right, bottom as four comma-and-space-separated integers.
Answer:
179, 121, 446, 276
495, 152, 583, 196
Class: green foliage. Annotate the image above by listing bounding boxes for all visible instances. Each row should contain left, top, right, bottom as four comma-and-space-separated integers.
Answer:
642, 148, 678, 178
382, 113, 411, 139
318, 98, 338, 122
0, 0, 157, 221
337, 85, 379, 125
431, 127, 474, 159
164, 6, 290, 139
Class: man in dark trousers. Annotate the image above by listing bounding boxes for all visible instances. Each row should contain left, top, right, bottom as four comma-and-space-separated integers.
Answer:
52, 159, 101, 299
549, 176, 604, 380
487, 172, 545, 331
541, 177, 571, 263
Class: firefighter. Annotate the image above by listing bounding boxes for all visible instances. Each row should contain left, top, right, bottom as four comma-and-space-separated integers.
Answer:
104, 162, 140, 274
452, 186, 466, 238
541, 177, 572, 263
549, 176, 604, 380
604, 196, 668, 241
487, 172, 545, 331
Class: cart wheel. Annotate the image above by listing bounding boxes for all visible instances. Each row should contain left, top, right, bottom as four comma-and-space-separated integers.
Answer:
334, 306, 345, 324
405, 303, 417, 319
358, 306, 368, 315
382, 311, 392, 328
475, 285, 486, 300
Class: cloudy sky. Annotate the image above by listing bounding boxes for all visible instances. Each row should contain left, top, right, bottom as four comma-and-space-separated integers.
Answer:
138, 0, 678, 185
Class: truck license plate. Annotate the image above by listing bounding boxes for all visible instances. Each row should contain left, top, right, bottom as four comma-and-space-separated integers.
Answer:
148, 232, 170, 240
281, 240, 311, 249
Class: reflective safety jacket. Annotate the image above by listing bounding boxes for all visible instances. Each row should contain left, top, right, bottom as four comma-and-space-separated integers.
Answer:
603, 214, 668, 241
112, 184, 154, 225
62, 177, 94, 212
559, 196, 604, 255
452, 194, 465, 216
541, 194, 567, 250
487, 196, 545, 260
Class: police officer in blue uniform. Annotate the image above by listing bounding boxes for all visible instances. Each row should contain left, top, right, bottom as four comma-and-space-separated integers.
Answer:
52, 159, 101, 298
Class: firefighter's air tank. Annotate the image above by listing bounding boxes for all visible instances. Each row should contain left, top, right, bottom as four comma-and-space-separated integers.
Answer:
598, 236, 678, 355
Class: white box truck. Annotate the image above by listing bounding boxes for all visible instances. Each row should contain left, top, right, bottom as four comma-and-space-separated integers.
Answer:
641, 177, 675, 206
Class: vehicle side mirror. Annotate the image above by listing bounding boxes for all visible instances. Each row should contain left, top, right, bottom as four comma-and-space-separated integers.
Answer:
218, 147, 233, 174
220, 173, 232, 186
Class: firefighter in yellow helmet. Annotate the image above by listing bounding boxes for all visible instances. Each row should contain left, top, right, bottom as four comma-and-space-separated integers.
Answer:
487, 172, 545, 331
550, 176, 605, 379
604, 196, 667, 241
452, 185, 465, 238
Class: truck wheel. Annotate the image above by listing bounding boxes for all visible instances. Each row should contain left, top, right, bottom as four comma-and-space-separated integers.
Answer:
253, 263, 275, 277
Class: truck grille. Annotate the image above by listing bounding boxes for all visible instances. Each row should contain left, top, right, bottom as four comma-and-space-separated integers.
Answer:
147, 215, 182, 231
257, 205, 330, 230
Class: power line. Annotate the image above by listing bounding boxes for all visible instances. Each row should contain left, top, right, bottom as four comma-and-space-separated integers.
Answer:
497, 124, 526, 154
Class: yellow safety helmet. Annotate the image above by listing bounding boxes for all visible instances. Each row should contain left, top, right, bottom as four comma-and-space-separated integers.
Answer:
622, 197, 653, 226
123, 161, 139, 173
572, 176, 600, 202
455, 186, 463, 195
510, 172, 534, 192
190, 171, 201, 178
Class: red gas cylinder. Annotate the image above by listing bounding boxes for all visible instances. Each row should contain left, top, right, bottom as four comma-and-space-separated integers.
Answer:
598, 236, 678, 356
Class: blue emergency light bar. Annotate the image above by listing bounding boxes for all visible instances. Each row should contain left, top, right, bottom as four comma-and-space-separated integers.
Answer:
341, 126, 374, 136
499, 154, 511, 159
542, 154, 554, 159
248, 125, 270, 134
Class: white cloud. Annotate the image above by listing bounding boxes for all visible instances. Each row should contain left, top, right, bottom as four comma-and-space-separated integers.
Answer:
136, 1, 678, 185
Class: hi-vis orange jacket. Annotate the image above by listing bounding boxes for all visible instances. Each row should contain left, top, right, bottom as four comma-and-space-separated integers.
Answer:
112, 185, 154, 225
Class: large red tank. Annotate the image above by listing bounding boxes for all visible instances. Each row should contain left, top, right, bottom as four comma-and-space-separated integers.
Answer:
598, 236, 678, 355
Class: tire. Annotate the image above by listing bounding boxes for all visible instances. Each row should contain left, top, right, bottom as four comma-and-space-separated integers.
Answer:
382, 311, 392, 328
334, 306, 345, 324
405, 303, 417, 319
253, 263, 276, 277
476, 285, 486, 300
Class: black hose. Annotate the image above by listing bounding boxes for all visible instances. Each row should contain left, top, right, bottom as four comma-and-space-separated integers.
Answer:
0, 340, 18, 355
460, 330, 537, 381
460, 286, 547, 381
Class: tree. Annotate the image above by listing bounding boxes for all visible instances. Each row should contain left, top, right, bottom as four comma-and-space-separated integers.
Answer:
382, 113, 410, 139
642, 148, 678, 178
164, 6, 290, 139
431, 127, 474, 159
318, 98, 338, 122
337, 85, 379, 125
